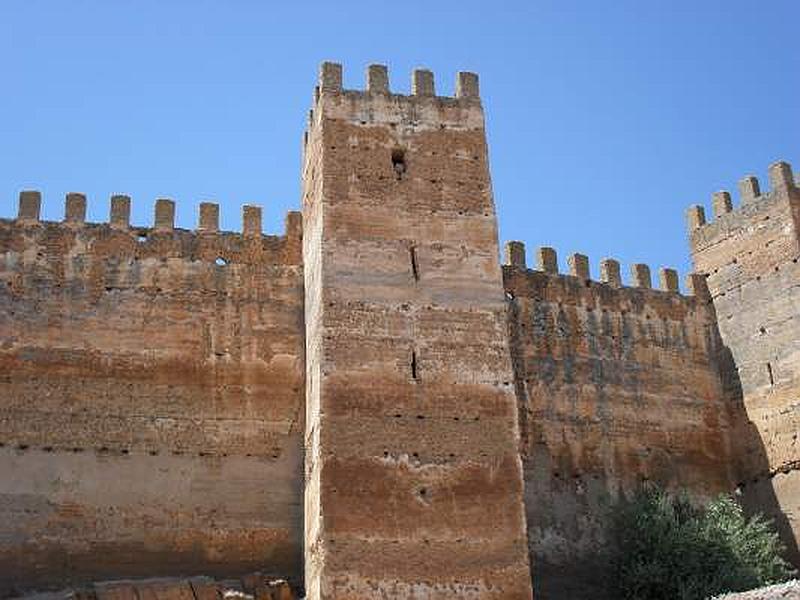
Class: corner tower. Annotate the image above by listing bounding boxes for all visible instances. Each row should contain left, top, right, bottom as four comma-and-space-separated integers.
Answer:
688, 161, 800, 563
301, 63, 533, 598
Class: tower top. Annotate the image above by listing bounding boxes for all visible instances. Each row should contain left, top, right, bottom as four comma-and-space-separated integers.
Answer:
317, 61, 480, 101
306, 62, 485, 139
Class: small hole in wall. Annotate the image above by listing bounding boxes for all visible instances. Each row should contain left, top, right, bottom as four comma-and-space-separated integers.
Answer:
391, 149, 406, 180
767, 362, 774, 387
137, 232, 148, 242
215, 257, 228, 266
411, 350, 418, 381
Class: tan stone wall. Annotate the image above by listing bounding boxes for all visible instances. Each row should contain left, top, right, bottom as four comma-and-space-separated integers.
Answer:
2, 62, 796, 600
0, 201, 306, 595
689, 161, 800, 565
503, 255, 734, 598
301, 64, 532, 599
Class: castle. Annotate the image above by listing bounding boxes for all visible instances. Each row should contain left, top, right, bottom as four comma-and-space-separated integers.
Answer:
0, 62, 797, 600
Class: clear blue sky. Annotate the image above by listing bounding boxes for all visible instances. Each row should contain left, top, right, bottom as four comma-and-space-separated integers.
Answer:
1, 1, 797, 284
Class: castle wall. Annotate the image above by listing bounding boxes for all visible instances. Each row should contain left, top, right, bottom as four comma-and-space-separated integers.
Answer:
0, 196, 306, 595
2, 61, 796, 600
503, 250, 734, 598
301, 64, 532, 599
688, 162, 800, 564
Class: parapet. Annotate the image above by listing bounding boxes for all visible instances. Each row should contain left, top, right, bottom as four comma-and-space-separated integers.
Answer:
316, 61, 480, 101
686, 160, 798, 239
307, 62, 484, 133
3, 191, 303, 266
502, 240, 707, 299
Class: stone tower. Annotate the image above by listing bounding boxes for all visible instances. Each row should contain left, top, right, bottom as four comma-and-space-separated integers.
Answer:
301, 62, 533, 599
688, 160, 800, 562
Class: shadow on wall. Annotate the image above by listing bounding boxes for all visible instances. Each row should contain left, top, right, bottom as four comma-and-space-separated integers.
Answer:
523, 359, 798, 600
721, 346, 800, 568
505, 280, 798, 599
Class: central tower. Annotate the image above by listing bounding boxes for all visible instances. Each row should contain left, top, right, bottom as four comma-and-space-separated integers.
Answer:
301, 62, 533, 599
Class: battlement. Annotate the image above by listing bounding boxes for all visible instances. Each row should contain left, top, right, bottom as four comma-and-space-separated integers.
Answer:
502, 241, 708, 300
305, 62, 485, 139
315, 61, 480, 101
3, 191, 303, 266
687, 160, 798, 251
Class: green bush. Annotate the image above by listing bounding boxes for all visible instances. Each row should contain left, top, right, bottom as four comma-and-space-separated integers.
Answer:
608, 486, 795, 600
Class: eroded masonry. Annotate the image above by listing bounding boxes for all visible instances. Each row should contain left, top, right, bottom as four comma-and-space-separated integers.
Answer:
0, 62, 797, 599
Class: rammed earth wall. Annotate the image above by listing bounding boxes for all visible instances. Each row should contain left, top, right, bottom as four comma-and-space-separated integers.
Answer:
503, 247, 734, 599
0, 195, 305, 595
0, 61, 797, 600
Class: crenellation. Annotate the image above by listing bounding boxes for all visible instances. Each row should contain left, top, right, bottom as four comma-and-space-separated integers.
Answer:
505, 255, 702, 306
503, 247, 697, 306
600, 257, 622, 288
1, 194, 307, 287
154, 198, 175, 231
712, 190, 733, 217
110, 194, 131, 229
65, 192, 87, 225
314, 60, 480, 107
456, 71, 480, 98
319, 61, 342, 94
198, 201, 220, 232
738, 175, 761, 204
505, 240, 527, 269
367, 63, 389, 94
687, 160, 797, 238
17, 190, 41, 223
536, 246, 558, 274
243, 204, 262, 237
659, 267, 679, 292
285, 210, 302, 239
687, 204, 706, 230
631, 263, 652, 288
412, 68, 435, 96
567, 252, 590, 280
768, 159, 794, 192
685, 272, 711, 301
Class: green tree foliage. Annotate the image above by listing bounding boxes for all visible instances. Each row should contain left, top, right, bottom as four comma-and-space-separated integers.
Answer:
608, 486, 795, 600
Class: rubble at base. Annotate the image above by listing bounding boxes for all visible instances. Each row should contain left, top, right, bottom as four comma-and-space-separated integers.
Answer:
713, 581, 800, 599
10, 574, 296, 600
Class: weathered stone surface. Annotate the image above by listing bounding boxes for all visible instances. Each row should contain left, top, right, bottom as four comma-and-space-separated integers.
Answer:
690, 163, 800, 565
10, 575, 296, 600
714, 581, 800, 599
0, 62, 798, 600
0, 211, 305, 594
301, 64, 532, 599
504, 262, 734, 597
